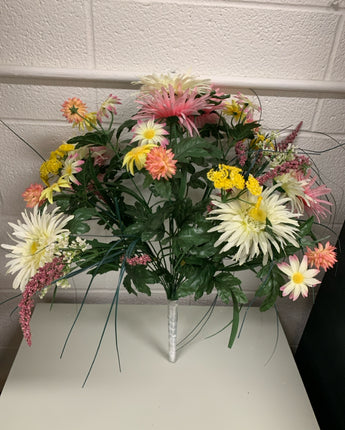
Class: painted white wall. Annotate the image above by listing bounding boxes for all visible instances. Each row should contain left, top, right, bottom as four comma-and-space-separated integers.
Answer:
1, 0, 344, 390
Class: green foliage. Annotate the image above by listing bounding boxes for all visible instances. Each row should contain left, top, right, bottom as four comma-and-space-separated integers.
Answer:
172, 137, 222, 162
228, 121, 261, 141
66, 208, 98, 234
256, 264, 285, 312
124, 264, 160, 296
177, 263, 216, 299
214, 273, 246, 305
67, 129, 115, 148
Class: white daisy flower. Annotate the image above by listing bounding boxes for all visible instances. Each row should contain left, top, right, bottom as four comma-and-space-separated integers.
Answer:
278, 255, 320, 301
1, 206, 73, 291
131, 119, 169, 147
208, 186, 300, 265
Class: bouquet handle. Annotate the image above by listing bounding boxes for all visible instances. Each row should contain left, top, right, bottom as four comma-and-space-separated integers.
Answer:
168, 300, 178, 363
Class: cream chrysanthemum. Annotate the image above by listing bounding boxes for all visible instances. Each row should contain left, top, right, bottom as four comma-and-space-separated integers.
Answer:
134, 72, 211, 95
1, 206, 73, 291
275, 172, 308, 213
208, 186, 300, 265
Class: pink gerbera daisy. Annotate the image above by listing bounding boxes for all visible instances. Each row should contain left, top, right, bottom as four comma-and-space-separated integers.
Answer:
22, 183, 45, 208
134, 85, 213, 136
306, 242, 337, 271
145, 147, 177, 180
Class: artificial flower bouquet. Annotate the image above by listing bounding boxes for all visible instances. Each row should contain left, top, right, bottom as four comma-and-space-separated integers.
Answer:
2, 72, 337, 357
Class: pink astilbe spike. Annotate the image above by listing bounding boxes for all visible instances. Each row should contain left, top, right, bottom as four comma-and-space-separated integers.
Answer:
277, 121, 303, 151
258, 155, 311, 185
235, 141, 247, 167
19, 257, 65, 346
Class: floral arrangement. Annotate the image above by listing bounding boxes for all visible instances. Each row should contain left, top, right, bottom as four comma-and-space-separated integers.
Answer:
2, 72, 337, 360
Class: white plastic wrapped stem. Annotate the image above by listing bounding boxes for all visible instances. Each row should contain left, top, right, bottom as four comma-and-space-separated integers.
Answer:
168, 300, 178, 363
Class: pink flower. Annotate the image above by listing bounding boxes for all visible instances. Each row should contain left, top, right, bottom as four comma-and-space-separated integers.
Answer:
126, 254, 151, 266
19, 257, 65, 346
276, 121, 303, 151
194, 112, 219, 129
145, 147, 177, 180
22, 183, 45, 208
299, 172, 332, 222
258, 156, 311, 185
97, 94, 121, 122
134, 85, 214, 136
306, 242, 337, 271
89, 146, 112, 166
235, 141, 247, 167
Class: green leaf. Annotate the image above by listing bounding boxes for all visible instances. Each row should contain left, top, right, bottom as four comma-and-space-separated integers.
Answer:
256, 264, 284, 311
66, 219, 90, 235
152, 180, 172, 199
188, 242, 219, 259
124, 221, 145, 236
177, 264, 215, 299
174, 224, 211, 250
298, 216, 314, 238
228, 121, 261, 141
228, 292, 240, 348
214, 273, 243, 304
65, 207, 99, 235
260, 290, 279, 312
116, 119, 137, 140
173, 137, 214, 162
125, 264, 160, 296
73, 207, 98, 221
123, 275, 138, 296
67, 131, 104, 148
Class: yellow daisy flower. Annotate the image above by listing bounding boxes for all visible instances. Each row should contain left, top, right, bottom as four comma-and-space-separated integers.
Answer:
40, 176, 71, 204
122, 144, 157, 175
223, 100, 244, 121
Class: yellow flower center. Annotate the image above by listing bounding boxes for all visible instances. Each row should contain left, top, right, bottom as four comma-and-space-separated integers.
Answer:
292, 272, 304, 284
249, 196, 266, 223
30, 241, 39, 255
143, 129, 156, 140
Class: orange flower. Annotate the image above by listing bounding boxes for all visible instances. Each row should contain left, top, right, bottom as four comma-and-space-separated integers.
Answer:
306, 242, 337, 271
22, 184, 45, 208
145, 147, 177, 180
61, 97, 87, 124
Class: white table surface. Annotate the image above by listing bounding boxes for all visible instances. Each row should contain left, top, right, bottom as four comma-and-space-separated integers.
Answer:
0, 303, 319, 430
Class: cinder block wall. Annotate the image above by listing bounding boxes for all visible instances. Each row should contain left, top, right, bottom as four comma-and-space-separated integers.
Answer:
1, 0, 345, 390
